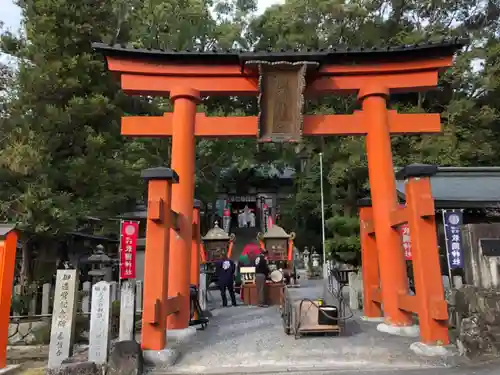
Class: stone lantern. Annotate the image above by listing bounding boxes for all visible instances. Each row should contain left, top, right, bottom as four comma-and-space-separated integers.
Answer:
311, 248, 321, 268
201, 222, 235, 263
303, 246, 310, 265
86, 244, 114, 282
257, 224, 295, 261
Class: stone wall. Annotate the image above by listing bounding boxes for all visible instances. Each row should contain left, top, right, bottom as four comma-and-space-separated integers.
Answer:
461, 223, 500, 288
453, 285, 500, 358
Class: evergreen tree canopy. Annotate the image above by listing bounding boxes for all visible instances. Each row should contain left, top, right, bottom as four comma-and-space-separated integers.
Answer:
1, 0, 499, 267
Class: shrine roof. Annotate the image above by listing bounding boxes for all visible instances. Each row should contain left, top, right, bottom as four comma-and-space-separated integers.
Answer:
359, 166, 500, 209
0, 224, 15, 237
67, 231, 120, 243
92, 38, 466, 65
396, 166, 500, 209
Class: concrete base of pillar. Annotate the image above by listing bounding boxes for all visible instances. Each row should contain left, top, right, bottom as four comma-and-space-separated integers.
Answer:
141, 328, 197, 368
377, 323, 420, 337
360, 316, 385, 323
409, 342, 454, 357
143, 348, 179, 368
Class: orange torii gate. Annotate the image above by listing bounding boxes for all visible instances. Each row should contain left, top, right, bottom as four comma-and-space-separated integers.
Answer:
93, 39, 464, 352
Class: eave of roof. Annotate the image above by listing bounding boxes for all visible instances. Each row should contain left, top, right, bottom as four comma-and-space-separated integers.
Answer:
91, 38, 466, 66
66, 231, 120, 243
0, 224, 15, 237
394, 166, 500, 209
360, 166, 500, 209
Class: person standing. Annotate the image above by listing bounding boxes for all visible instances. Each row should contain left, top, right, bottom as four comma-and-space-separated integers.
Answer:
215, 255, 238, 307
255, 249, 270, 307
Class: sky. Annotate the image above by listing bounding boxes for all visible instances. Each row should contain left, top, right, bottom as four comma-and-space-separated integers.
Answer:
0, 0, 284, 34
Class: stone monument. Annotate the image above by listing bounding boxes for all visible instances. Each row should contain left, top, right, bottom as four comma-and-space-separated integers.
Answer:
135, 280, 143, 313
81, 281, 91, 314
88, 281, 112, 365
119, 280, 136, 341
42, 283, 52, 316
48, 269, 79, 369
303, 246, 310, 266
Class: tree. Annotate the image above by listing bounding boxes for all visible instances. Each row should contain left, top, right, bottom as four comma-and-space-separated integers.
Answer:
2, 0, 500, 277
121, 0, 266, 205
0, 0, 265, 286
252, 0, 500, 262
0, 0, 161, 283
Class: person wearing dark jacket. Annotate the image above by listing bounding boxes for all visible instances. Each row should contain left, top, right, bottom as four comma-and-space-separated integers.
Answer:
255, 249, 270, 307
215, 255, 237, 307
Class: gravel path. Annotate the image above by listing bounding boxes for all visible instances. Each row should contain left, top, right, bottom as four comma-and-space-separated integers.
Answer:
161, 281, 465, 374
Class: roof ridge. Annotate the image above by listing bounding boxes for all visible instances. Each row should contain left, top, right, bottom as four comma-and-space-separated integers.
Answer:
91, 37, 467, 56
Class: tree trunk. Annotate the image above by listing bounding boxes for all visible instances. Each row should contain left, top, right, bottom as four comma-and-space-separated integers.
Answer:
344, 179, 357, 216
19, 240, 32, 288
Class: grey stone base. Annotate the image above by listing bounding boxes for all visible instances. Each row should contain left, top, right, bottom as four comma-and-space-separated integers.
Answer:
108, 340, 143, 375
410, 342, 455, 357
360, 316, 385, 322
0, 365, 20, 375
377, 323, 420, 337
46, 361, 101, 375
143, 348, 179, 368
142, 327, 196, 368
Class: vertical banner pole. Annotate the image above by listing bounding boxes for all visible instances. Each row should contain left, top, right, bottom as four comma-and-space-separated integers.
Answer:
319, 152, 327, 279
442, 210, 453, 287
442, 209, 464, 289
119, 220, 139, 281
118, 220, 123, 289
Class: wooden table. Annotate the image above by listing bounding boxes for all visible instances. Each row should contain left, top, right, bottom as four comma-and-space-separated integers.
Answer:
242, 282, 284, 306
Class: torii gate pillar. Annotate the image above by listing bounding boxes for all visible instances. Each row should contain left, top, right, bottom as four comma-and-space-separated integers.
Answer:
0, 226, 18, 369
360, 85, 412, 327
167, 87, 199, 329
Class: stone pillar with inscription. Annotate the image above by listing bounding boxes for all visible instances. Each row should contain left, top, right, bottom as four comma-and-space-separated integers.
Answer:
119, 280, 136, 341
81, 281, 91, 314
48, 270, 79, 369
89, 281, 112, 365
42, 283, 52, 316
135, 280, 143, 313
110, 281, 118, 302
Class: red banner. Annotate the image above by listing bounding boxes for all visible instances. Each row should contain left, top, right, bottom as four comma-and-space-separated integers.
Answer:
119, 221, 139, 279
399, 223, 412, 260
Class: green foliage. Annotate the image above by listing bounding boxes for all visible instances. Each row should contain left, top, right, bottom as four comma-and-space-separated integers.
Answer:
0, 0, 148, 239
1, 0, 500, 271
270, 0, 500, 263
326, 216, 359, 239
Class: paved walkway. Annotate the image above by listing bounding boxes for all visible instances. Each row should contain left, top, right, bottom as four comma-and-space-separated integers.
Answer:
171, 361, 498, 375
161, 280, 464, 374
